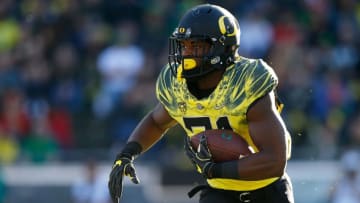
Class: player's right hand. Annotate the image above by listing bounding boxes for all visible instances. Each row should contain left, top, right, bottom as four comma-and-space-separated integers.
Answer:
185, 135, 215, 179
108, 153, 140, 203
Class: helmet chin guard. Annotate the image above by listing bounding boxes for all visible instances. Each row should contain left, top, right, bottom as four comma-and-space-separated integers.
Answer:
168, 4, 240, 79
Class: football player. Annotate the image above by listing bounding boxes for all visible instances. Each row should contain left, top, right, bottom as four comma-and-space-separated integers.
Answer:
108, 4, 294, 203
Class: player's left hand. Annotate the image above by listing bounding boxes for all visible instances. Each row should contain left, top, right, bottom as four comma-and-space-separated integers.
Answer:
108, 153, 140, 203
185, 134, 215, 179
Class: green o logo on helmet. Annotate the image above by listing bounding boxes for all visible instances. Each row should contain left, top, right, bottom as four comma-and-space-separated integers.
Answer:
218, 16, 237, 36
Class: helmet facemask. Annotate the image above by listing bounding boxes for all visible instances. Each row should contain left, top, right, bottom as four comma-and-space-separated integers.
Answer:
169, 35, 237, 80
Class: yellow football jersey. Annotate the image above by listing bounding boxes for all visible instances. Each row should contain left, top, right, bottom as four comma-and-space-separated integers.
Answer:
156, 57, 291, 191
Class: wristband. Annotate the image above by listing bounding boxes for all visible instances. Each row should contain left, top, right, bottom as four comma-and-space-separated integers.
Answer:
118, 141, 143, 159
211, 161, 240, 179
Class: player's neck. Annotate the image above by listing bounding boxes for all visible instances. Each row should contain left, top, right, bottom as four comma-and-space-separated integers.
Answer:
196, 69, 224, 90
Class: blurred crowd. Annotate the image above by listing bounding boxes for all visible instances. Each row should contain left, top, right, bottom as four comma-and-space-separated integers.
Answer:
0, 0, 359, 168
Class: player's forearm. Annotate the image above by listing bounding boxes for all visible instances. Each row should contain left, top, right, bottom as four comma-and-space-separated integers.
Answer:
127, 111, 168, 153
212, 152, 286, 180
239, 151, 286, 179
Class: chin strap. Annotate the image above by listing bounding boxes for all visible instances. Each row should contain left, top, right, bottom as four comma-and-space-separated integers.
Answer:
176, 65, 184, 81
177, 59, 198, 81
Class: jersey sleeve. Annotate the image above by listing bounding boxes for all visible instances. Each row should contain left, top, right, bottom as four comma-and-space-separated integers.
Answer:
155, 65, 176, 113
244, 59, 278, 110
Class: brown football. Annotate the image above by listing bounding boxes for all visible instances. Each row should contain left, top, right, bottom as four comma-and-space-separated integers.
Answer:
190, 129, 252, 162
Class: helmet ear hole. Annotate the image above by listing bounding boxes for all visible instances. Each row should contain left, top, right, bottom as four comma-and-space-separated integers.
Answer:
219, 36, 226, 43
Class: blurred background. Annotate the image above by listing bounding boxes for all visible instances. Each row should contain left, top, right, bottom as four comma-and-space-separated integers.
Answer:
0, 0, 359, 203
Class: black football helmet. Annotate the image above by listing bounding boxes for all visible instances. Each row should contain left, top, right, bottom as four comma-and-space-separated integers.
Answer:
169, 4, 241, 79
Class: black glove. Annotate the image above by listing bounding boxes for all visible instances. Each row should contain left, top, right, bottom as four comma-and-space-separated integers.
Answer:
108, 142, 142, 203
185, 134, 215, 179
